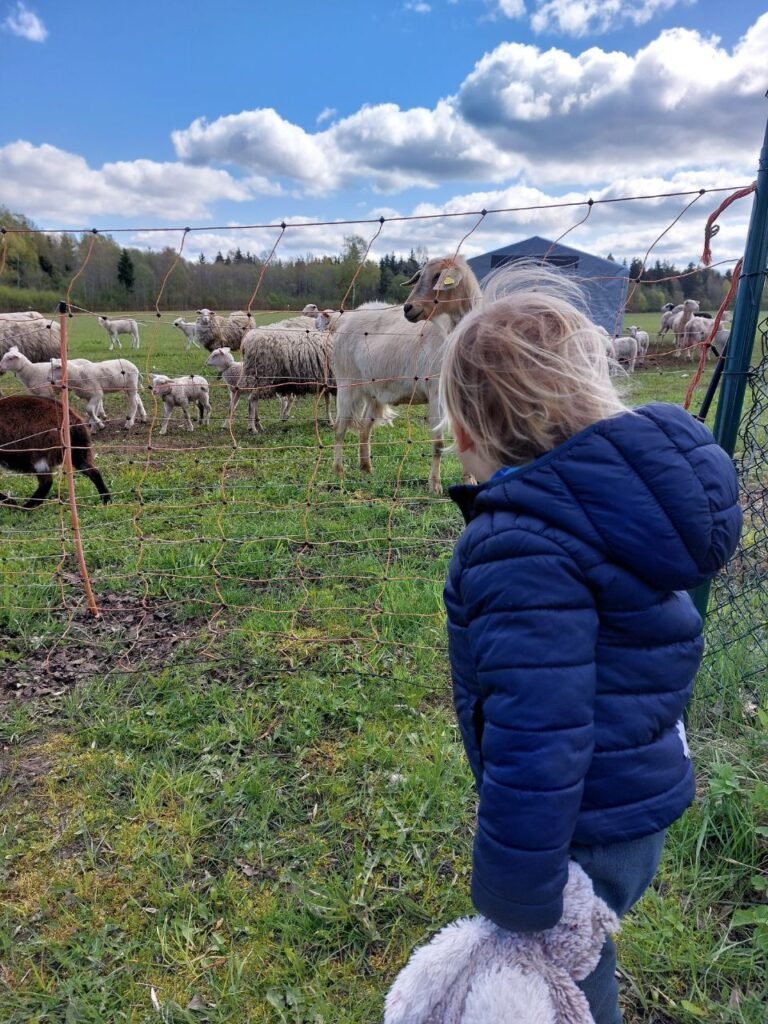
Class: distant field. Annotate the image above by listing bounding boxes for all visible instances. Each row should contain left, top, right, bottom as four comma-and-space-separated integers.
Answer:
0, 309, 766, 1023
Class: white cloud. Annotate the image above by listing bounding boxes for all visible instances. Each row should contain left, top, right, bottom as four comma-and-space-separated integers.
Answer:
529, 0, 694, 37
0, 141, 265, 224
170, 16, 766, 196
3, 1, 47, 42
316, 107, 337, 126
404, 1, 431, 11
493, 0, 526, 18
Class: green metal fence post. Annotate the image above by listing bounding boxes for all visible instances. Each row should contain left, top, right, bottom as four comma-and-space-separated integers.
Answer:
690, 110, 768, 619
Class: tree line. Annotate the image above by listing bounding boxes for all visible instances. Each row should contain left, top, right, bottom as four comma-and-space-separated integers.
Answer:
1, 207, 760, 316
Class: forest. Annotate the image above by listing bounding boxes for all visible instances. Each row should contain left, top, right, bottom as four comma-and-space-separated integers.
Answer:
0, 207, 755, 315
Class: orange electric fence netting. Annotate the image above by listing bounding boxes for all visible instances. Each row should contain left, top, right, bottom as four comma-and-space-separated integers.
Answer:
0, 185, 764, 707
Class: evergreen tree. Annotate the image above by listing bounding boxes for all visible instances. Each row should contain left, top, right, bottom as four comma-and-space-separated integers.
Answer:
117, 249, 135, 292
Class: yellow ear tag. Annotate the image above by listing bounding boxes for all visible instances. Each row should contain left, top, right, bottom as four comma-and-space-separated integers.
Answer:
443, 275, 455, 286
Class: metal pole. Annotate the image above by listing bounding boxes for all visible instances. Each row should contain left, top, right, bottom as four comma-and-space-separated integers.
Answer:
690, 112, 768, 619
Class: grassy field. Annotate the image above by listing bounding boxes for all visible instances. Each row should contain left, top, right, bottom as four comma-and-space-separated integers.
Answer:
0, 309, 766, 1023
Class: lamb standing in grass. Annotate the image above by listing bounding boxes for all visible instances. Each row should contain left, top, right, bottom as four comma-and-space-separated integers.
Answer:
612, 335, 639, 374
205, 347, 246, 427
0, 395, 110, 509
0, 311, 61, 363
98, 315, 141, 351
149, 373, 211, 434
49, 356, 147, 430
627, 325, 650, 365
172, 318, 202, 351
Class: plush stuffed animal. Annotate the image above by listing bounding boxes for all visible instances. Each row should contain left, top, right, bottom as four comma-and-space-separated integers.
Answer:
384, 861, 619, 1024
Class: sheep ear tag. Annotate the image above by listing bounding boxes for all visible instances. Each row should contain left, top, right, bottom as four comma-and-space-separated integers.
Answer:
435, 268, 462, 291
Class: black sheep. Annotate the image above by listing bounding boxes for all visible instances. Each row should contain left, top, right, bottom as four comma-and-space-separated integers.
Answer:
0, 395, 111, 509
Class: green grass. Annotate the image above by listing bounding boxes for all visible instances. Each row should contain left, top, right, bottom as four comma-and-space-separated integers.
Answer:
0, 311, 766, 1022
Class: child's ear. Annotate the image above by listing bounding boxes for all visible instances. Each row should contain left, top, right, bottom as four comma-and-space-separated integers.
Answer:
453, 423, 475, 454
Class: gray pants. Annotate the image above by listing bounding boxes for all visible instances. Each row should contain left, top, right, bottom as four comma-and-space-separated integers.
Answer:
570, 829, 667, 1024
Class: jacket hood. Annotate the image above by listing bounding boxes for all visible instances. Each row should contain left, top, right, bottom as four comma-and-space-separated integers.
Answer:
450, 404, 741, 593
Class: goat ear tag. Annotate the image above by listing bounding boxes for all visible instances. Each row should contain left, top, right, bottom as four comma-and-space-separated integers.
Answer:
435, 269, 462, 291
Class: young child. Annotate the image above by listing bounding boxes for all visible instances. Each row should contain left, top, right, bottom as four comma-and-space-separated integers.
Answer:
438, 265, 742, 1024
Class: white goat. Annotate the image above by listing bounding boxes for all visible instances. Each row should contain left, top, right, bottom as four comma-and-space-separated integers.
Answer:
172, 318, 202, 351
149, 374, 211, 434
98, 315, 141, 351
331, 256, 481, 494
627, 325, 650, 365
50, 356, 147, 430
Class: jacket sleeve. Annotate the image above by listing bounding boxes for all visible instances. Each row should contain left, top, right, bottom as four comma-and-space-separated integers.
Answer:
460, 526, 598, 932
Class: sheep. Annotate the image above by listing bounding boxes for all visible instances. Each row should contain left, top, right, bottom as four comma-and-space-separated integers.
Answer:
0, 345, 58, 397
239, 314, 336, 433
194, 308, 252, 353
612, 335, 639, 374
0, 311, 61, 362
49, 356, 147, 431
205, 347, 245, 427
681, 313, 731, 361
657, 302, 681, 342
671, 299, 701, 358
0, 394, 110, 509
332, 255, 482, 494
172, 317, 203, 351
594, 324, 616, 361
149, 373, 211, 434
627, 325, 650, 365
97, 315, 141, 351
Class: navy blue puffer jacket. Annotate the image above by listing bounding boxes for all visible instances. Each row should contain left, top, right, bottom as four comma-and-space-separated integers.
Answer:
444, 403, 741, 933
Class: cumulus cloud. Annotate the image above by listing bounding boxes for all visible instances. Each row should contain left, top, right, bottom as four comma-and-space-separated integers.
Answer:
3, 1, 47, 42
316, 107, 337, 125
491, 0, 526, 19
529, 0, 693, 37
169, 15, 766, 198
0, 141, 265, 224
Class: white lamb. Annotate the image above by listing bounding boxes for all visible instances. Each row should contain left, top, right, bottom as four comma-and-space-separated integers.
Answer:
627, 325, 650, 365
205, 347, 245, 427
0, 346, 111, 421
49, 356, 147, 430
172, 318, 202, 351
681, 313, 731, 360
97, 315, 141, 351
612, 336, 639, 374
149, 374, 211, 434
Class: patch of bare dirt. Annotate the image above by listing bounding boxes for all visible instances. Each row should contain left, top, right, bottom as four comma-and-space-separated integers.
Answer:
1, 592, 205, 706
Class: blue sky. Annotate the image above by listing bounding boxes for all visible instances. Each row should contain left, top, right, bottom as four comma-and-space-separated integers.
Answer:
1, 0, 766, 265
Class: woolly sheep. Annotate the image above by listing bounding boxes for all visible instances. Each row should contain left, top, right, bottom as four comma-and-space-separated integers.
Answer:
331, 256, 481, 494
681, 313, 731, 360
194, 308, 252, 353
97, 315, 141, 351
0, 311, 61, 362
172, 317, 203, 351
671, 299, 701, 358
627, 325, 650, 364
0, 345, 58, 397
49, 356, 147, 431
0, 394, 110, 509
149, 373, 211, 434
239, 314, 335, 433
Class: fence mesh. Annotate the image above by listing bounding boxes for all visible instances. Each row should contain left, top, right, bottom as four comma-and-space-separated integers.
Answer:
0, 189, 765, 726
699, 314, 768, 706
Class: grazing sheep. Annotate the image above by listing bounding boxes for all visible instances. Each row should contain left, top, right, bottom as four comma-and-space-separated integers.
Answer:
172, 317, 203, 351
239, 314, 336, 433
0, 394, 110, 509
97, 315, 141, 351
612, 335, 639, 374
149, 373, 211, 434
0, 311, 61, 362
627, 325, 650, 364
194, 308, 252, 353
332, 256, 482, 494
49, 356, 147, 431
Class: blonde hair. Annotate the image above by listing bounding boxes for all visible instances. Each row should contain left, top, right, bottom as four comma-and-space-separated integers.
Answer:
439, 262, 628, 468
